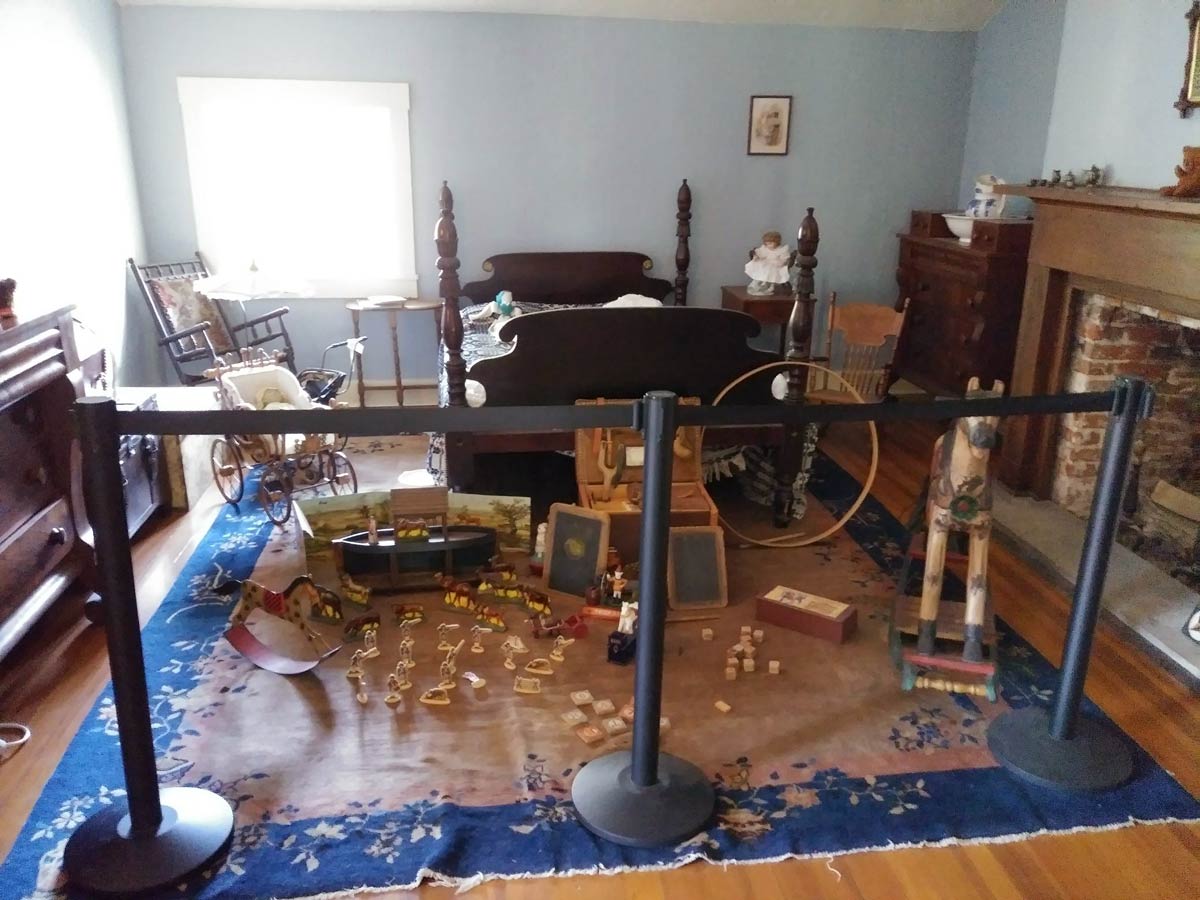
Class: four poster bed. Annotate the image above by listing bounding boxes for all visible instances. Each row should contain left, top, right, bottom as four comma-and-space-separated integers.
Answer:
430, 179, 821, 523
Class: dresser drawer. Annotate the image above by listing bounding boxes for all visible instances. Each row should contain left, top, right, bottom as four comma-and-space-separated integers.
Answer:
0, 497, 75, 623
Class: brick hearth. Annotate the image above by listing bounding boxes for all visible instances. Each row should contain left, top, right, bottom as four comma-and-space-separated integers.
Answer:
1053, 294, 1200, 519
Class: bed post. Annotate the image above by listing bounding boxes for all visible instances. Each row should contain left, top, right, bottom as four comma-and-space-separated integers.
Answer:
774, 207, 820, 527
674, 179, 692, 306
437, 181, 467, 408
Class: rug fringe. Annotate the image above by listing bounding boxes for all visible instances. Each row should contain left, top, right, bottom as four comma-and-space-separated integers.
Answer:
275, 813, 1200, 899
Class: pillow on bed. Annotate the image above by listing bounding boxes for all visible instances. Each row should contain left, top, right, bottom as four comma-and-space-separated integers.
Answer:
603, 294, 662, 308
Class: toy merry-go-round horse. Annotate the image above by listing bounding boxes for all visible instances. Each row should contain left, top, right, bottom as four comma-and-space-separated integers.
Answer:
216, 575, 342, 670
916, 377, 1004, 664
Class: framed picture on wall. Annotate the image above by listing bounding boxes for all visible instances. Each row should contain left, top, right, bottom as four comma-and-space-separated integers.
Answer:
747, 95, 792, 155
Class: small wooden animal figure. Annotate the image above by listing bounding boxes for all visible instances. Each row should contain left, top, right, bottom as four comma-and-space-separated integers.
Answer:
1084, 164, 1102, 187
438, 575, 478, 615
1160, 146, 1200, 198
384, 673, 405, 705
419, 687, 451, 706
474, 605, 508, 633
343, 613, 381, 643
308, 584, 345, 623
524, 658, 554, 676
393, 603, 425, 627
480, 556, 518, 584
917, 376, 1004, 663
218, 575, 335, 651
345, 649, 366, 679
469, 625, 485, 654
339, 572, 371, 607
395, 517, 431, 540
436, 622, 460, 651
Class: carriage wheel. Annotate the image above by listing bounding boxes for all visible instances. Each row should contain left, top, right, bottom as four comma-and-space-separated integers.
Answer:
210, 438, 245, 505
258, 462, 293, 525
326, 450, 358, 495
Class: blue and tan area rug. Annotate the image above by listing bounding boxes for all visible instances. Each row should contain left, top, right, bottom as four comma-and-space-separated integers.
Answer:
4, 457, 1199, 899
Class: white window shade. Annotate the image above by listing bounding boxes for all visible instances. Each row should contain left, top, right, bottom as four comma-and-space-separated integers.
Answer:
177, 77, 417, 297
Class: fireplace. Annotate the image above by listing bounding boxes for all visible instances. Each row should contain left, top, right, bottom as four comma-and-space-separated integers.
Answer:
1051, 292, 1200, 585
993, 185, 1200, 593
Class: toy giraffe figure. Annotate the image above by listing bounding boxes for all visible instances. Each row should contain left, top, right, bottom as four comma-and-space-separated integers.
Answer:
916, 377, 1004, 663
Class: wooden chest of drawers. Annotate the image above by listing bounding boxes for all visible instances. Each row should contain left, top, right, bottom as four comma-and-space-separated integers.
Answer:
892, 211, 1032, 396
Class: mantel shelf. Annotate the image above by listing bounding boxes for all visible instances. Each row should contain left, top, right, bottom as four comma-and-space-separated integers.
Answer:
996, 185, 1200, 220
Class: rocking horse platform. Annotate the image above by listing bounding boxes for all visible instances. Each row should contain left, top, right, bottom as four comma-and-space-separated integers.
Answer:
225, 624, 342, 675
891, 598, 999, 701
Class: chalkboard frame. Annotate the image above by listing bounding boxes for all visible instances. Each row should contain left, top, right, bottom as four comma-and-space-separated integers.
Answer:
666, 525, 728, 611
543, 503, 611, 599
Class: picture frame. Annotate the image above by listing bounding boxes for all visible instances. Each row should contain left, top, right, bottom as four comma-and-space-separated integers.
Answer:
1175, 1, 1200, 117
747, 95, 792, 155
666, 526, 728, 611
543, 503, 610, 599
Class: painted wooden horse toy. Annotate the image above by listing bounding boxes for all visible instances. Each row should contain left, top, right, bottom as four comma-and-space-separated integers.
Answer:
916, 377, 1004, 664
217, 575, 339, 653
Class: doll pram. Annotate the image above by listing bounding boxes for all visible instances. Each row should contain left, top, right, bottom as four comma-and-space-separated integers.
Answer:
208, 347, 360, 526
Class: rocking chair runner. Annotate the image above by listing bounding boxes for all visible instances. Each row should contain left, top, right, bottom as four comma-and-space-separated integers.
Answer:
129, 253, 296, 385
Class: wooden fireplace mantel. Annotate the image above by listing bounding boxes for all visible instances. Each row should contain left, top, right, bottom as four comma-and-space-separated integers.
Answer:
995, 185, 1200, 496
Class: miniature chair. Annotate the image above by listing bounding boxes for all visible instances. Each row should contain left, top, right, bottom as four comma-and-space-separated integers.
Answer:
129, 253, 295, 385
806, 292, 908, 402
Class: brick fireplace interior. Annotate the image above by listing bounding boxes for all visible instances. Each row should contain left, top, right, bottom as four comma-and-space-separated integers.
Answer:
1053, 293, 1200, 587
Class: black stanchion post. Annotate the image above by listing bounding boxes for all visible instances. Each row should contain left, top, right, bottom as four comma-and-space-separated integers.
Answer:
987, 376, 1153, 792
64, 398, 234, 895
571, 391, 715, 846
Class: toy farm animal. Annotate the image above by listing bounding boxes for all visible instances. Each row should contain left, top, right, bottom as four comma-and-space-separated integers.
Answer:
344, 613, 381, 642
339, 572, 371, 607
395, 517, 431, 540
916, 377, 1004, 663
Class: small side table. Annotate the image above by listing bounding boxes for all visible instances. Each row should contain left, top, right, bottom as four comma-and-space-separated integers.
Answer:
720, 285, 797, 357
346, 298, 442, 406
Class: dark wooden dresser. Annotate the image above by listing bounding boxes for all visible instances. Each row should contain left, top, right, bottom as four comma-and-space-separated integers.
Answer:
0, 307, 94, 659
892, 211, 1032, 395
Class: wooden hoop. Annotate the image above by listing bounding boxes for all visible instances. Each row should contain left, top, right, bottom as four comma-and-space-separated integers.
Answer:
702, 360, 879, 549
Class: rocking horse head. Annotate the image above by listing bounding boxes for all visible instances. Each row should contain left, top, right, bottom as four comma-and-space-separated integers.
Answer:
957, 376, 1005, 459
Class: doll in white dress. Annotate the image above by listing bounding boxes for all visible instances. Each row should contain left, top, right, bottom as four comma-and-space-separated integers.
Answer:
745, 231, 793, 295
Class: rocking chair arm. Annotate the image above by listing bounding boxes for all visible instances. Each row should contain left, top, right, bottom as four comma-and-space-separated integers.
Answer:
231, 306, 291, 332
158, 320, 213, 347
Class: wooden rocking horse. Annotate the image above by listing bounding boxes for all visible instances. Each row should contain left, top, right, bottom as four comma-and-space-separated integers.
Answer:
217, 575, 339, 652
916, 376, 1004, 664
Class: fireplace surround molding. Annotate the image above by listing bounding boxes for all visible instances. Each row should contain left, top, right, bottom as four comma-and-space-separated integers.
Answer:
994, 185, 1200, 498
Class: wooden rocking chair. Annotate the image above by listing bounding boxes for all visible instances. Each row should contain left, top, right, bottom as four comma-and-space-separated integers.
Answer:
806, 292, 908, 403
129, 253, 296, 385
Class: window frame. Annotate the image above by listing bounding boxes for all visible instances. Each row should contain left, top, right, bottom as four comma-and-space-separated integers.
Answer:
176, 76, 418, 298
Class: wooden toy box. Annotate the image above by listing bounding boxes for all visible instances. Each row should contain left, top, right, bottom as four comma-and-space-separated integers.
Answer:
575, 398, 717, 563
755, 586, 857, 644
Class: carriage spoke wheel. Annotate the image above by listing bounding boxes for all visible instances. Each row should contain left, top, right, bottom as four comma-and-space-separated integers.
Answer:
326, 450, 358, 495
210, 438, 245, 505
258, 462, 294, 526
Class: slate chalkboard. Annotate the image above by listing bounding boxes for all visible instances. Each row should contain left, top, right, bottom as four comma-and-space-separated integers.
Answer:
667, 526, 728, 610
544, 503, 610, 599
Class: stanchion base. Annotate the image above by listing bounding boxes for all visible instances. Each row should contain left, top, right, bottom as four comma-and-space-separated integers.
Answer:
987, 707, 1132, 793
63, 786, 234, 896
571, 750, 714, 847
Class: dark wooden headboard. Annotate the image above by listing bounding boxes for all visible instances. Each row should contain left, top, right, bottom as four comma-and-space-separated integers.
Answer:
460, 252, 672, 306
469, 307, 779, 407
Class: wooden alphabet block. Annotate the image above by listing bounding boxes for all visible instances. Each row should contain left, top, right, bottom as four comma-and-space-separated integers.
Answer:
714, 700, 732, 714
701, 628, 714, 641
725, 666, 738, 681
768, 660, 781, 674
752, 629, 764, 644
742, 658, 755, 673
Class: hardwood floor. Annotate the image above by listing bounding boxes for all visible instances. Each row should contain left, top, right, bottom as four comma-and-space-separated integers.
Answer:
1, 421, 1196, 898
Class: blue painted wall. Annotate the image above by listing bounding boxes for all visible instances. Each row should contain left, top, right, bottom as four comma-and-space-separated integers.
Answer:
1, 0, 156, 383
118, 6, 975, 383
1042, 0, 1200, 188
957, 0, 1066, 210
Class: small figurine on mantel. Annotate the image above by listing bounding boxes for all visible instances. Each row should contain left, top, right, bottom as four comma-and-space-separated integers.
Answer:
744, 231, 793, 296
1160, 146, 1200, 198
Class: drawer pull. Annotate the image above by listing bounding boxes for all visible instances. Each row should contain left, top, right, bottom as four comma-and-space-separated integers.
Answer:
48, 527, 67, 546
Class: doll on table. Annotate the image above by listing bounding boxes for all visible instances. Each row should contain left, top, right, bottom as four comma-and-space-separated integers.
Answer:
744, 231, 793, 296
